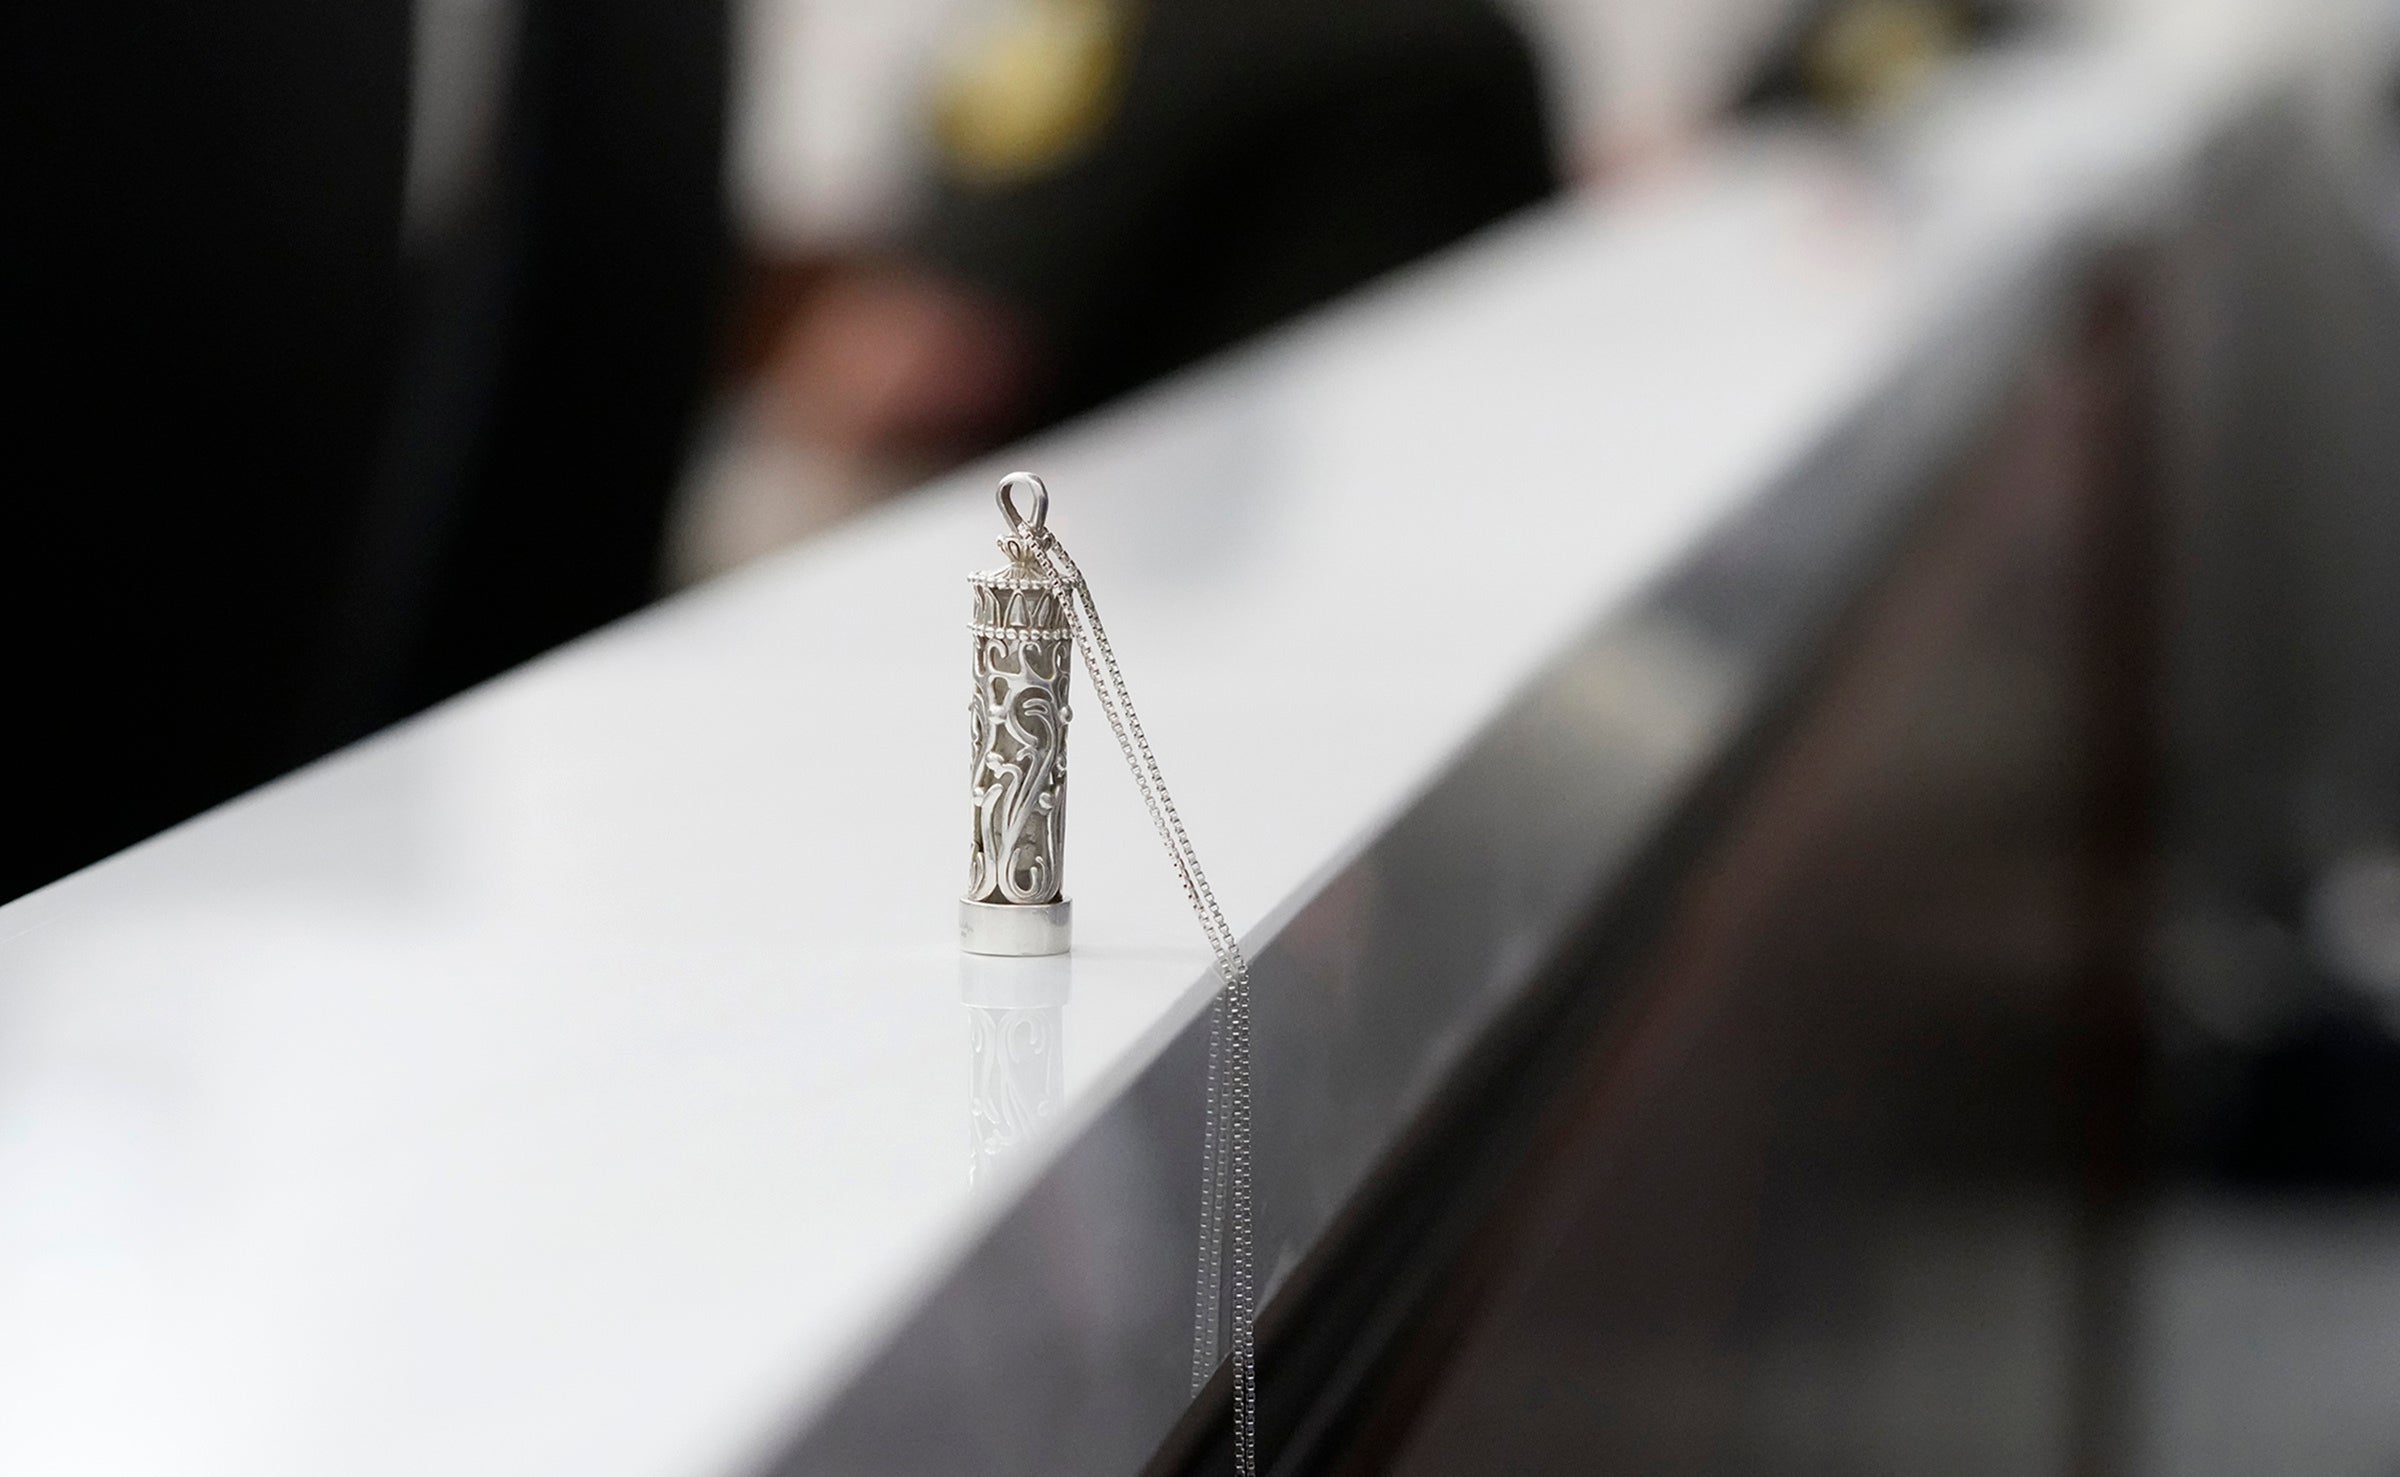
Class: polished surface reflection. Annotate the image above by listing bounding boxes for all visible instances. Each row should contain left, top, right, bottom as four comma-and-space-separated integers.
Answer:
964, 954, 1071, 1188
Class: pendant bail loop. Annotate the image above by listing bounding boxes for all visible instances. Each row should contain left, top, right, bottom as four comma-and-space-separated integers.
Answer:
996, 470, 1050, 536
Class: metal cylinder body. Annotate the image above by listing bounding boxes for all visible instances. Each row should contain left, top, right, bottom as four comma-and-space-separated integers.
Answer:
961, 534, 1072, 955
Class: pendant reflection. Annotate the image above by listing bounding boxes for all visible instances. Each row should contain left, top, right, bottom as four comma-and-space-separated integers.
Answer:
961, 952, 1070, 1188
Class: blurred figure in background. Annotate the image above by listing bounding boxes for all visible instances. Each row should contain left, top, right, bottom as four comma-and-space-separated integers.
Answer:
684, 0, 1562, 572
798, 0, 1554, 460
684, 0, 2034, 575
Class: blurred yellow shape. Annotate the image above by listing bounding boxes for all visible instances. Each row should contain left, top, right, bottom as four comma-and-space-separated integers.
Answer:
935, 0, 1128, 183
1806, 0, 1967, 119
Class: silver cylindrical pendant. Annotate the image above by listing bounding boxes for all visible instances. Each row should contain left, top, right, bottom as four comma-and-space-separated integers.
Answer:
961, 474, 1072, 956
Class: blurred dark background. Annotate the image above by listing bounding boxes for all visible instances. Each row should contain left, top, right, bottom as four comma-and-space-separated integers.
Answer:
9, 0, 731, 902
6, 0, 1580, 905
10, 1, 2400, 1469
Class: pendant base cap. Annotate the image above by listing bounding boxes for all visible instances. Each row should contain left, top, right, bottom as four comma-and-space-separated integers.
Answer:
959, 898, 1073, 956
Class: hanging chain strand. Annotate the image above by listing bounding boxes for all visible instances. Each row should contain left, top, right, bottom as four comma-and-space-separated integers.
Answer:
1019, 518, 1259, 1477
1193, 1000, 1230, 1384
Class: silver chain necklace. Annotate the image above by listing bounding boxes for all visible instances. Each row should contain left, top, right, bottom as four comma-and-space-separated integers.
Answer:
994, 472, 1259, 1476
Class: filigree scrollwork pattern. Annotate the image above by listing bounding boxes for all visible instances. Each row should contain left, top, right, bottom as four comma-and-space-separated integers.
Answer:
966, 561, 1072, 905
